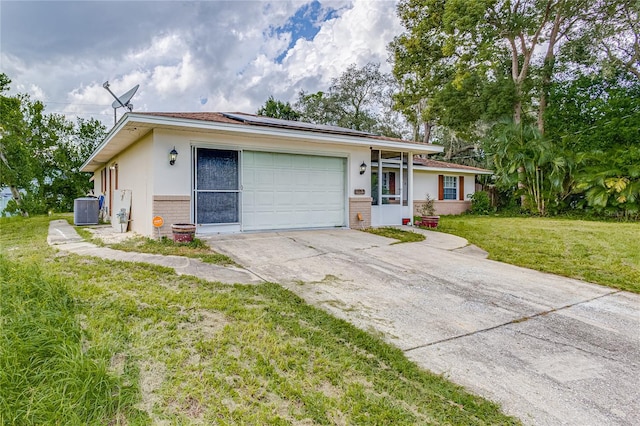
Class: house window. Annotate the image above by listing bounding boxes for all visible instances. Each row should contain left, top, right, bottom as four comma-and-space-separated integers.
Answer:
443, 176, 457, 200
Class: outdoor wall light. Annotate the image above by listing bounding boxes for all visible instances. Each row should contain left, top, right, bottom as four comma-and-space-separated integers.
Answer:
359, 162, 367, 175
169, 147, 178, 166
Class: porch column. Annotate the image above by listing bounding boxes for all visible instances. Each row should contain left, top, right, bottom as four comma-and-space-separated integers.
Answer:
407, 151, 414, 225
377, 150, 383, 206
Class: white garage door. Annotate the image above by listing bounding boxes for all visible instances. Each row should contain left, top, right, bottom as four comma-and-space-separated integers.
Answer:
242, 151, 346, 231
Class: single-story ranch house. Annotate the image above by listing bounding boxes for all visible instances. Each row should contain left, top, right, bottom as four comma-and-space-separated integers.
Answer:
81, 112, 491, 237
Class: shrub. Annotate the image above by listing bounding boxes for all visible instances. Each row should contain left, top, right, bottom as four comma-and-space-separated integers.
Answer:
470, 191, 492, 215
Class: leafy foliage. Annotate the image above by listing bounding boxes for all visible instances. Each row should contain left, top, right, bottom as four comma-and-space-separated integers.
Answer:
418, 193, 436, 216
469, 191, 492, 215
391, 1, 640, 217
0, 73, 105, 216
485, 119, 576, 215
575, 147, 640, 217
256, 96, 300, 120
294, 63, 406, 137
547, 72, 640, 217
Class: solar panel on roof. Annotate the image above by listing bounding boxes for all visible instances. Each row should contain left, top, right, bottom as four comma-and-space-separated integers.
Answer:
221, 112, 376, 137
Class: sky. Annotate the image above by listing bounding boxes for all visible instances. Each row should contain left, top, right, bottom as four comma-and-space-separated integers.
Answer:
1, 0, 402, 127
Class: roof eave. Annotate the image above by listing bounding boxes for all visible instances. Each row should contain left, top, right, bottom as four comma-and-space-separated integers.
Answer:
413, 165, 493, 175
80, 113, 444, 173
80, 114, 130, 172
131, 113, 444, 153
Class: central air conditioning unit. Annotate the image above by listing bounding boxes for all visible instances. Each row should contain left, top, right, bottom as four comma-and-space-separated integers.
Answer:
74, 197, 99, 225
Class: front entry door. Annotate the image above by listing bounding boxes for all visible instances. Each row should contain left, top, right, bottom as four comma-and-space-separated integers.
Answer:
193, 148, 240, 233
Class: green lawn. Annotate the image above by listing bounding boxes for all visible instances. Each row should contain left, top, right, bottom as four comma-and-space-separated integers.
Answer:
0, 215, 518, 425
74, 227, 236, 266
108, 235, 237, 265
363, 227, 426, 244
436, 216, 640, 293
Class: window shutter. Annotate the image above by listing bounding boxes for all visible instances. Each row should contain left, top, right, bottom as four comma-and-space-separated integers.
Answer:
459, 176, 464, 200
438, 175, 444, 200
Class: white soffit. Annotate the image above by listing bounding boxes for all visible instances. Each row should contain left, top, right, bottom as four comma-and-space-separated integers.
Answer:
81, 113, 444, 172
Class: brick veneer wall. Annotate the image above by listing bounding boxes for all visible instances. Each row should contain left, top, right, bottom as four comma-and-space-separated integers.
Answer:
349, 197, 372, 229
152, 195, 191, 238
414, 200, 471, 216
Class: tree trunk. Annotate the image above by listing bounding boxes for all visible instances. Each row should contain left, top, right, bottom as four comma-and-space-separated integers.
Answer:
423, 121, 432, 144
517, 166, 526, 209
538, 4, 563, 135
9, 185, 28, 217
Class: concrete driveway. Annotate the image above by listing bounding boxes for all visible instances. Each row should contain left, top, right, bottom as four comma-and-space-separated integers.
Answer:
204, 228, 640, 425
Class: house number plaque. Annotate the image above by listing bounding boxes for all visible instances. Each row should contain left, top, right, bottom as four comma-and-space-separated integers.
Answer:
354, 189, 366, 195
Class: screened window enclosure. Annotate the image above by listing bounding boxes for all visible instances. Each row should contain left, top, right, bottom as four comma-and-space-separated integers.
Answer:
194, 148, 240, 224
370, 150, 408, 206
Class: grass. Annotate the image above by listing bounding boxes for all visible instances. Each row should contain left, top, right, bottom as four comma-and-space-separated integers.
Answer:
0, 260, 143, 424
72, 221, 236, 266
106, 235, 237, 266
0, 215, 519, 425
436, 216, 640, 293
364, 227, 425, 244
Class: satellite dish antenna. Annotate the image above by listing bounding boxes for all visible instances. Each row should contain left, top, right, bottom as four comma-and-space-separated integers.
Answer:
103, 81, 139, 125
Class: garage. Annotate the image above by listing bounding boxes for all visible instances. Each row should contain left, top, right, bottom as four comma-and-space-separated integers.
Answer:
242, 151, 346, 231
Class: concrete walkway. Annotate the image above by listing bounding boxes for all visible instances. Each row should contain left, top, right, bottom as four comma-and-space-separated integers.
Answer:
47, 220, 262, 284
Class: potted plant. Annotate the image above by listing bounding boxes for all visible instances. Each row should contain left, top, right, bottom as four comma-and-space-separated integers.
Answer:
171, 223, 196, 243
418, 194, 439, 228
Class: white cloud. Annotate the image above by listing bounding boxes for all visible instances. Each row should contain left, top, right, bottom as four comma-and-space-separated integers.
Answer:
281, 0, 400, 80
150, 52, 202, 97
2, 0, 402, 126
126, 33, 188, 65
230, 0, 400, 106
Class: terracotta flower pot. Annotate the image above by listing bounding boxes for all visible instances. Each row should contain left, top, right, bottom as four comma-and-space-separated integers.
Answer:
171, 223, 196, 243
420, 216, 440, 228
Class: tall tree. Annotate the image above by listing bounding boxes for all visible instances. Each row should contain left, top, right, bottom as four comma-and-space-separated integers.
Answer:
392, 0, 640, 210
0, 75, 31, 215
393, 0, 637, 132
295, 63, 400, 136
563, 1, 639, 80
257, 96, 300, 121
548, 72, 640, 216
0, 73, 105, 215
328, 62, 392, 132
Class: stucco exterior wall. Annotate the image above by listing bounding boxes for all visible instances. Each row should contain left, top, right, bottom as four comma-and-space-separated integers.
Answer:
413, 172, 439, 201
463, 176, 475, 200
435, 200, 471, 215
92, 172, 101, 196
153, 129, 371, 194
413, 170, 477, 216
151, 129, 372, 226
109, 134, 154, 236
